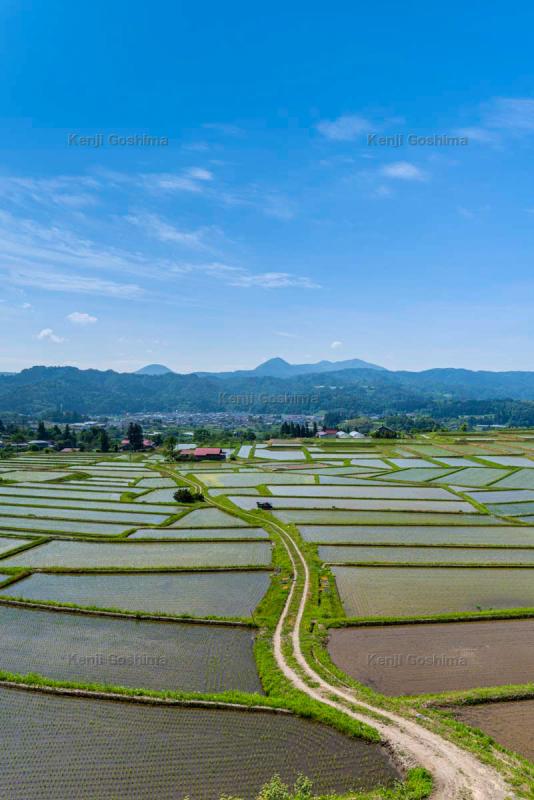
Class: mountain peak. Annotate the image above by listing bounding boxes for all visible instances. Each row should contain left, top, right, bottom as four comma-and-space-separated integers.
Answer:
134, 363, 174, 376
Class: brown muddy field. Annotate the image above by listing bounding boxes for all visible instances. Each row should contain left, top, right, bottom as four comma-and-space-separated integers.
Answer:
0, 687, 400, 799
328, 619, 534, 695
453, 700, 534, 760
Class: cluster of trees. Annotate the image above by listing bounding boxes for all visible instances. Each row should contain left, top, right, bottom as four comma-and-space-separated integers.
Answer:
279, 421, 317, 438
0, 418, 113, 452
173, 488, 204, 503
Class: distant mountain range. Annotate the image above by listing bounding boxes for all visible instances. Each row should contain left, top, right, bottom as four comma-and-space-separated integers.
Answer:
133, 356, 385, 379
3, 360, 534, 419
194, 356, 385, 379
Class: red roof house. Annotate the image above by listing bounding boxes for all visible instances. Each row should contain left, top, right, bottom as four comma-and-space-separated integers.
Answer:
193, 447, 225, 460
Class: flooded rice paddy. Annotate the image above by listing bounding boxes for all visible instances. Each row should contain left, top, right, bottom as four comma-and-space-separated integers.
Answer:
0, 605, 262, 693
0, 687, 400, 800
1, 539, 273, 568
331, 566, 534, 617
1, 570, 271, 617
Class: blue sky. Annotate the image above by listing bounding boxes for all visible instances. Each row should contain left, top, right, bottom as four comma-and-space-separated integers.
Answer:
1, 0, 534, 373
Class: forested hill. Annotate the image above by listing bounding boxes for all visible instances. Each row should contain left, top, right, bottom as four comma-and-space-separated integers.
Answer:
3, 365, 534, 418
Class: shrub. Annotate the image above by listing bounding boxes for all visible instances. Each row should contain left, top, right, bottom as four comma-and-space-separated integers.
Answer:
173, 488, 204, 503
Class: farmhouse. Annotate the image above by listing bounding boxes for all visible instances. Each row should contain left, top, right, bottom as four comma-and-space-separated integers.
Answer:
179, 447, 226, 461
316, 428, 338, 438
27, 439, 54, 450
119, 438, 156, 451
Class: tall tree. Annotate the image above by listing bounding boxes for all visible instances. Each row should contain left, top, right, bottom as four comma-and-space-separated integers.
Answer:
127, 422, 144, 450
99, 429, 110, 452
37, 420, 47, 439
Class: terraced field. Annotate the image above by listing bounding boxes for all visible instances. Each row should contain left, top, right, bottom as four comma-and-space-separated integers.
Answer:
453, 700, 534, 761
171, 507, 250, 526
320, 544, 534, 564
129, 525, 268, 539
0, 535, 35, 554
275, 509, 498, 525
1, 569, 271, 617
328, 619, 534, 694
5, 439, 534, 797
300, 524, 534, 546
0, 605, 262, 693
0, 688, 399, 800
331, 565, 534, 617
0, 539, 273, 568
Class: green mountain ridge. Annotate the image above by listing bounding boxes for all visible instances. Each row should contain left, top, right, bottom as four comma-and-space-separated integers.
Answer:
3, 364, 534, 420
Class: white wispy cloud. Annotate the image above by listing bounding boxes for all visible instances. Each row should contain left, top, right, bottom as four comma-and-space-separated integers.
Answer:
457, 98, 534, 146
230, 271, 320, 289
140, 167, 214, 194
330, 340, 343, 350
169, 261, 319, 290
0, 175, 100, 209
455, 126, 500, 144
380, 161, 427, 181
0, 210, 157, 280
11, 269, 143, 298
274, 331, 302, 339
186, 167, 213, 181
317, 114, 371, 141
458, 207, 475, 219
37, 328, 64, 343
67, 311, 98, 325
125, 213, 213, 251
202, 122, 244, 137
483, 98, 534, 132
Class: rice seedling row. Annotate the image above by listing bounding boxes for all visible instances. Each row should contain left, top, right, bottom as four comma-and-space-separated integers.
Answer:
0, 539, 273, 568
0, 687, 399, 800
0, 605, 262, 693
0, 570, 271, 618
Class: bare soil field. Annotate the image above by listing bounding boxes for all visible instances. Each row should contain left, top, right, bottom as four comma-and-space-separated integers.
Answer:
453, 699, 534, 761
328, 619, 534, 695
